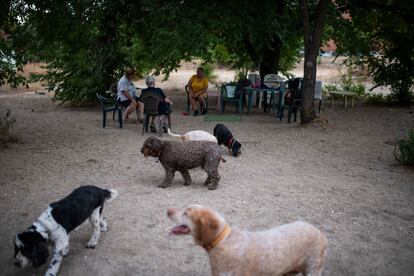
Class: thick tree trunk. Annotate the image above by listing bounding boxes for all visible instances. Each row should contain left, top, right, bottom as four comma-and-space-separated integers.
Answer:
300, 0, 330, 124
259, 36, 282, 84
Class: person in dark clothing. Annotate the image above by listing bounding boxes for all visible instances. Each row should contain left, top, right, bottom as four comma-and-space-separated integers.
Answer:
141, 75, 173, 133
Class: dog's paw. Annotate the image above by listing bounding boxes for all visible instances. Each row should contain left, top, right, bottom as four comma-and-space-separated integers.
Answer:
183, 181, 192, 186
85, 242, 97, 249
158, 183, 169, 188
207, 184, 218, 190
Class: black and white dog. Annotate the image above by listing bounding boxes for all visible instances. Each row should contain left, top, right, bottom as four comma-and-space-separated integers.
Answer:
213, 123, 241, 157
13, 185, 118, 276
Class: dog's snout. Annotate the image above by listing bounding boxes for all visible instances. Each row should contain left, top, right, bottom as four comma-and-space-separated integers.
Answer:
14, 260, 21, 267
167, 208, 176, 218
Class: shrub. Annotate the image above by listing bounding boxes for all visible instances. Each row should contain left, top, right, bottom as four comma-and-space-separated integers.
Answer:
394, 129, 414, 165
366, 93, 386, 105
322, 83, 340, 96
0, 109, 17, 144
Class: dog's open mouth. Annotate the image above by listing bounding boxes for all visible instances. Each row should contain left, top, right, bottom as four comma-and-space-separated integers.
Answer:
169, 224, 191, 235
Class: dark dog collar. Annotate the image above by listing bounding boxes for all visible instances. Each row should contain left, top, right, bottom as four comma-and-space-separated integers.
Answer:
226, 137, 234, 148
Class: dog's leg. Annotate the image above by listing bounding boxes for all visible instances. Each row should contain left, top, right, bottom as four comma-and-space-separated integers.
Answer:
203, 175, 211, 186
86, 207, 101, 249
100, 217, 108, 232
304, 247, 327, 276
180, 169, 192, 186
46, 232, 69, 276
205, 157, 221, 190
159, 167, 175, 188
207, 172, 220, 190
98, 205, 108, 232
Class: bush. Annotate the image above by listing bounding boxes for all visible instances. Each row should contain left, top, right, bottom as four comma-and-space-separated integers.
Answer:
0, 108, 17, 144
322, 83, 340, 96
394, 129, 414, 165
366, 93, 386, 105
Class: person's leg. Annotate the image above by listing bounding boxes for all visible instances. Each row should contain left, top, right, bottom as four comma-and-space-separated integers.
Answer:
123, 102, 137, 121
136, 101, 144, 121
189, 94, 199, 115
197, 95, 206, 114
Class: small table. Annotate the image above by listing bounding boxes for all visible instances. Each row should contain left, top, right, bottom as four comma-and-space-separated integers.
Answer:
329, 90, 356, 108
243, 87, 285, 118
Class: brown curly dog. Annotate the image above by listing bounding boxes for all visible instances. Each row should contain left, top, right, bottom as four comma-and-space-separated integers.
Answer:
141, 136, 224, 190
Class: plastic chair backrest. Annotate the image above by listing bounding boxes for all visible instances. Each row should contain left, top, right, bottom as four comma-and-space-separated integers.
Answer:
141, 93, 163, 116
223, 84, 237, 98
109, 83, 118, 97
96, 93, 113, 104
264, 74, 282, 89
314, 80, 322, 100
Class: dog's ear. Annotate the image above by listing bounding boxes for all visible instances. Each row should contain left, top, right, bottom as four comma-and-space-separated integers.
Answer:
192, 210, 219, 247
31, 239, 49, 268
150, 137, 163, 156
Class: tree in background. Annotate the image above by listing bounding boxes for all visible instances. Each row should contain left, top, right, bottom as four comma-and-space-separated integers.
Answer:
332, 0, 414, 105
1, 0, 28, 88
300, 0, 331, 123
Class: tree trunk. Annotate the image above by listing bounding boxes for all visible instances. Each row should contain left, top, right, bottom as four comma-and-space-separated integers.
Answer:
259, 36, 282, 85
300, 0, 330, 124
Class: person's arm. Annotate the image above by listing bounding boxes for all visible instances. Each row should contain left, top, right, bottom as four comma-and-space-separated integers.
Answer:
120, 79, 135, 102
165, 97, 173, 105
187, 76, 195, 95
195, 77, 209, 97
159, 88, 173, 105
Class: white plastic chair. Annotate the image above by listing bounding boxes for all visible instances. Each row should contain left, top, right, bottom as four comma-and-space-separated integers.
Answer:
314, 80, 322, 113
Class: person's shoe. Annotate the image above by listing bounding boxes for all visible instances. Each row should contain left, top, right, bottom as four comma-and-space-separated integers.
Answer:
201, 108, 208, 115
193, 110, 199, 117
150, 123, 156, 133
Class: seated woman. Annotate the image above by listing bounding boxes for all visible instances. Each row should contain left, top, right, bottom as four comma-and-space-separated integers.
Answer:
187, 67, 208, 116
141, 75, 173, 133
117, 67, 144, 122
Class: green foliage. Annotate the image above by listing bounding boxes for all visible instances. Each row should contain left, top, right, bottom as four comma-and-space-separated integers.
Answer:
322, 83, 340, 94
200, 63, 218, 85
323, 66, 366, 97
331, 0, 414, 105
0, 108, 17, 144
366, 93, 387, 105
394, 129, 414, 165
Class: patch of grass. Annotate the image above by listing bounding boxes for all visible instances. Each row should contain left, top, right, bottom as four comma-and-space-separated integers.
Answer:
394, 129, 414, 165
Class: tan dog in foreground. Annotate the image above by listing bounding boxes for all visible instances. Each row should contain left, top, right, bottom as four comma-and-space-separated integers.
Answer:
167, 205, 328, 276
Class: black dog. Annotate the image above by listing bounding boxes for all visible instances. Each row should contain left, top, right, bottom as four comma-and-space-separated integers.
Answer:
213, 123, 241, 157
13, 185, 118, 276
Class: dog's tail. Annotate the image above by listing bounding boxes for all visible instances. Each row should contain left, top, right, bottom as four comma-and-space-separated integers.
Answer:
104, 189, 118, 202
167, 128, 183, 140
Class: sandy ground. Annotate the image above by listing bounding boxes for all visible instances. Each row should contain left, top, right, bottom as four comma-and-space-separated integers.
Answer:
0, 59, 413, 276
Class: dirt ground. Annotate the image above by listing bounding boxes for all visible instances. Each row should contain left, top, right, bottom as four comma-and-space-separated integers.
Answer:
0, 59, 413, 276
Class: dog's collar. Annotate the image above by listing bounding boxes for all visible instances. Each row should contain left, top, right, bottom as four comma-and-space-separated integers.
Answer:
30, 221, 49, 240
226, 138, 234, 149
204, 224, 231, 251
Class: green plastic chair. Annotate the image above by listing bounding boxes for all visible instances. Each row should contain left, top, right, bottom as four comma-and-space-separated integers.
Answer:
220, 83, 242, 114
96, 93, 123, 128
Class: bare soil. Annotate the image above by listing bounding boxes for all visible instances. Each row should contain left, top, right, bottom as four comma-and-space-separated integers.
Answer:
0, 59, 413, 276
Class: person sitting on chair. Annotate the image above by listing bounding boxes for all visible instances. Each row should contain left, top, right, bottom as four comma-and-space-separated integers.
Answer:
117, 67, 144, 123
187, 67, 208, 116
141, 75, 173, 133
